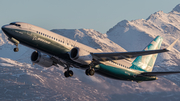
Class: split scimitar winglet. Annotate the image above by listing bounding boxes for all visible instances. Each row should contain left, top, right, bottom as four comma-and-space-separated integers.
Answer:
166, 38, 179, 50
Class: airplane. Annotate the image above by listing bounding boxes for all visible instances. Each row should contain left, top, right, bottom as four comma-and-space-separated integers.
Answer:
1, 22, 180, 83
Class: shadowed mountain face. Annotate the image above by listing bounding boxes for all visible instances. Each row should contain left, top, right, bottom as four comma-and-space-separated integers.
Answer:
1, 4, 180, 101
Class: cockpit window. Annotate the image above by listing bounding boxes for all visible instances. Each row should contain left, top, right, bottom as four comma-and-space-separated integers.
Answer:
10, 23, 21, 27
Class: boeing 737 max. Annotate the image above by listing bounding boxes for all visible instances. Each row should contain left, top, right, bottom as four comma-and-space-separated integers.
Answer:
1, 22, 180, 82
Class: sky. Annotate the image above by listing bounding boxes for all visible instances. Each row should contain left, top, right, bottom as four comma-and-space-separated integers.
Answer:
0, 0, 179, 34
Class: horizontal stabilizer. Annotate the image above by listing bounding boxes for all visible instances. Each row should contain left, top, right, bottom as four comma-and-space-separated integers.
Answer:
138, 71, 180, 76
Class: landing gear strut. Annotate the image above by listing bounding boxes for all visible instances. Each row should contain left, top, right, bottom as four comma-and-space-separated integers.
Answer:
64, 64, 73, 78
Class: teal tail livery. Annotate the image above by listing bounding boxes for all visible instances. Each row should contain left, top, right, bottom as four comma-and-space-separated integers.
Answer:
1, 22, 180, 83
131, 36, 163, 72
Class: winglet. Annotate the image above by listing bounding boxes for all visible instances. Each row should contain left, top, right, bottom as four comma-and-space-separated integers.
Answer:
166, 38, 179, 50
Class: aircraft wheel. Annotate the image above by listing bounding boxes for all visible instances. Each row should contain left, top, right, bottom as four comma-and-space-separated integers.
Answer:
85, 69, 90, 76
89, 69, 95, 76
85, 69, 95, 76
14, 48, 19, 52
64, 71, 69, 77
64, 70, 73, 78
68, 70, 73, 77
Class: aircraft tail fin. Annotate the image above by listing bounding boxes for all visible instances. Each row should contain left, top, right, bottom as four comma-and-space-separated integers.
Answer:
130, 36, 163, 72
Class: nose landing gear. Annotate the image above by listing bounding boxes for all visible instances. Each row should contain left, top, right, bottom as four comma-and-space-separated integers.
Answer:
14, 43, 19, 52
9, 37, 19, 52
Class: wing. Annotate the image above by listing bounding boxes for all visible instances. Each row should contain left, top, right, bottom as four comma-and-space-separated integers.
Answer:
91, 49, 168, 61
91, 38, 178, 61
138, 71, 180, 76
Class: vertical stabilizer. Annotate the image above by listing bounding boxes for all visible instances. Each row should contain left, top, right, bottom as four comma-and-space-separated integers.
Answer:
130, 36, 163, 72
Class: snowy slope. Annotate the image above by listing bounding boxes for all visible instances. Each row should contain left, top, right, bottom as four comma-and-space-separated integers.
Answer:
107, 4, 180, 51
1, 4, 180, 101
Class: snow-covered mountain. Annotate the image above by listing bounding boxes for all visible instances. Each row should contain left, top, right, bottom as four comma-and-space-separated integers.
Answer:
107, 4, 180, 73
51, 28, 126, 52
1, 4, 180, 101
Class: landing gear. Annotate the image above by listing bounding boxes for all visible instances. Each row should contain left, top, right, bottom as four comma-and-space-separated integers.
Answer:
85, 68, 95, 76
14, 43, 19, 52
64, 70, 73, 77
14, 47, 19, 52
64, 64, 74, 78
85, 62, 95, 76
63, 61, 96, 77
9, 38, 20, 52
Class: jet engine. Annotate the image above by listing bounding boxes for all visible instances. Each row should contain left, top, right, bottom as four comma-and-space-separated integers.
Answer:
31, 51, 54, 67
70, 47, 93, 65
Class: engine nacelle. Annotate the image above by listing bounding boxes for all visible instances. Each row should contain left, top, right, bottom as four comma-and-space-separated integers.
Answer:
31, 51, 54, 67
70, 47, 93, 65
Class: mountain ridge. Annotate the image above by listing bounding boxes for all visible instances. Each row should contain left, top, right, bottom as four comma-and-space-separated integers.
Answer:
171, 4, 180, 13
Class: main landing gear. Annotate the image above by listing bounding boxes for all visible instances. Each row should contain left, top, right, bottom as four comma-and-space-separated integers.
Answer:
85, 68, 95, 76
63, 63, 95, 78
64, 64, 74, 78
85, 63, 95, 76
64, 70, 73, 77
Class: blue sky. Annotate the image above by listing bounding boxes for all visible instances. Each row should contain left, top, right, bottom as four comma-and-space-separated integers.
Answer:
0, 0, 179, 33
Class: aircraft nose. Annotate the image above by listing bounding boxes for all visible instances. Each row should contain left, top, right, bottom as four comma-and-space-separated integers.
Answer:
1, 25, 8, 32
1, 25, 12, 37
1, 25, 5, 31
